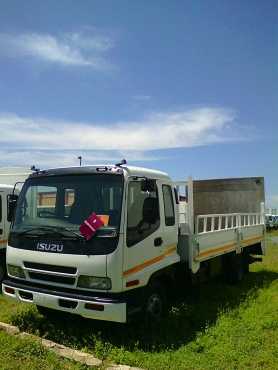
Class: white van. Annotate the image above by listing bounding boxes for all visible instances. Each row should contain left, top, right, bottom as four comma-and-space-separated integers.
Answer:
0, 185, 15, 280
0, 167, 31, 280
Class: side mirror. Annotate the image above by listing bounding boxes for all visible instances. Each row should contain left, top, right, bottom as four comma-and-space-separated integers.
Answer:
141, 179, 156, 192
7, 194, 18, 222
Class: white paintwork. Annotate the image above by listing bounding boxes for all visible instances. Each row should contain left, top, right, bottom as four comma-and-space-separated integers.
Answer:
7, 247, 107, 291
2, 282, 126, 323
122, 178, 180, 290
122, 165, 171, 181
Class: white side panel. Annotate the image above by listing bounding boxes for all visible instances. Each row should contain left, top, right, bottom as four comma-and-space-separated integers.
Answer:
196, 229, 237, 261
195, 225, 264, 262
0, 189, 10, 250
239, 225, 265, 248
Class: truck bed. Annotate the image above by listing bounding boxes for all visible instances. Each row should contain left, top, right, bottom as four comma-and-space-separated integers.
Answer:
175, 177, 265, 270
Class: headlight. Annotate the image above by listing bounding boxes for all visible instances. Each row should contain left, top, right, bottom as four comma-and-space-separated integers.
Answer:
77, 275, 111, 290
7, 265, 25, 279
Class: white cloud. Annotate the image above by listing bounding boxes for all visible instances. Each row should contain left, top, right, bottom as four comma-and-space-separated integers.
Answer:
0, 30, 114, 69
0, 107, 242, 152
0, 149, 160, 168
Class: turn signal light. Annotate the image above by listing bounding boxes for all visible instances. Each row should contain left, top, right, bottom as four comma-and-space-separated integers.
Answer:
4, 287, 15, 295
84, 303, 104, 311
126, 280, 139, 287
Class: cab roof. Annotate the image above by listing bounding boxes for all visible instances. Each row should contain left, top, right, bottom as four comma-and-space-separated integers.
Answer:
122, 165, 171, 181
28, 165, 171, 181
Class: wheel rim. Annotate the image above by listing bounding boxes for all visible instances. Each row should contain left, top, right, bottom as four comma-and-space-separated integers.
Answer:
146, 293, 163, 320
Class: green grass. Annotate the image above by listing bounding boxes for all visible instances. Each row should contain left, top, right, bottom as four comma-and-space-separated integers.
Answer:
0, 232, 277, 369
0, 330, 89, 370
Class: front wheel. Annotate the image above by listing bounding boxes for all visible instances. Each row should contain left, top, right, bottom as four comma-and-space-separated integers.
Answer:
143, 282, 167, 324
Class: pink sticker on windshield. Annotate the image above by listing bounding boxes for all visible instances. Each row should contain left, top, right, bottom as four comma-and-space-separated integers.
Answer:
79, 212, 104, 240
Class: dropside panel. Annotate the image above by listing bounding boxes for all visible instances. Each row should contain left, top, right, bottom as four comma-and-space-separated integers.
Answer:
195, 229, 237, 262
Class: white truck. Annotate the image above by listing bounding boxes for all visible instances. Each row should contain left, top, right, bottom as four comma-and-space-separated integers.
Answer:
2, 164, 265, 323
0, 168, 31, 280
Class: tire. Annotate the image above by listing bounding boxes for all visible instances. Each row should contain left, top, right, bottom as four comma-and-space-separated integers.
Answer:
143, 282, 167, 324
223, 253, 245, 284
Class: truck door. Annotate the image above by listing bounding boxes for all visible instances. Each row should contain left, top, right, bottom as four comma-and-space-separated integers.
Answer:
123, 179, 164, 287
123, 180, 163, 289
161, 183, 179, 255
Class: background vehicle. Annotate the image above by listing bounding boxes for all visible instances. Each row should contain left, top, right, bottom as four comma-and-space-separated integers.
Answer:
0, 185, 15, 281
265, 214, 278, 230
0, 167, 31, 187
0, 168, 31, 281
2, 164, 265, 323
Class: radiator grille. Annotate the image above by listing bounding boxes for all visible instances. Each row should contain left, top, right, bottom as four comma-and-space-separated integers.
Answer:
28, 272, 75, 285
24, 262, 76, 275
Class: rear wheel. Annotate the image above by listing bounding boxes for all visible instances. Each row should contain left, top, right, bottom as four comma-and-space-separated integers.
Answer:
223, 253, 245, 284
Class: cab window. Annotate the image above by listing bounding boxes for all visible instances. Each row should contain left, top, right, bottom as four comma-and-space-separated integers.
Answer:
127, 181, 160, 247
162, 185, 175, 226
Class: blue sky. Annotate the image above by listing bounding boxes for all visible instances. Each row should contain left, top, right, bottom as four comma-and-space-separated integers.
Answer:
0, 0, 277, 206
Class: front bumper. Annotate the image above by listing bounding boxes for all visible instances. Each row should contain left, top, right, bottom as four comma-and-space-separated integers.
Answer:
2, 279, 127, 323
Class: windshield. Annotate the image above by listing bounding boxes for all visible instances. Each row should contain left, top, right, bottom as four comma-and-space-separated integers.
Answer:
13, 174, 123, 235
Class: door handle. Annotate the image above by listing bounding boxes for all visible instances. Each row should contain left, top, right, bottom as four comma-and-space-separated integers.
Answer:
154, 237, 163, 247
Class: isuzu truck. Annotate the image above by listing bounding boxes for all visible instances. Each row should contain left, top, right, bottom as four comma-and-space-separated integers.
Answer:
2, 164, 265, 323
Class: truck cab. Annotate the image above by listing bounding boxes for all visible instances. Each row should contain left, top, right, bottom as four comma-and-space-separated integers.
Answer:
3, 165, 179, 322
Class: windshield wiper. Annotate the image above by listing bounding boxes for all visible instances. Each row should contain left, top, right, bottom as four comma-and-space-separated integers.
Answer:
51, 226, 85, 241
96, 227, 118, 238
16, 226, 85, 241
